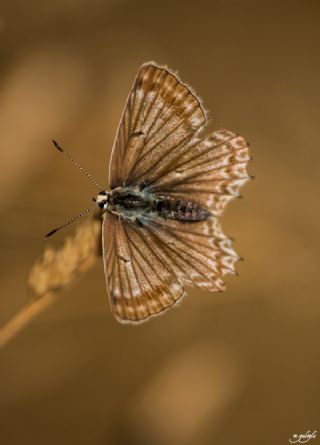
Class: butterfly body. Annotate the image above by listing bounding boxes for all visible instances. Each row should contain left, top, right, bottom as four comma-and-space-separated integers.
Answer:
96, 187, 211, 224
153, 197, 211, 222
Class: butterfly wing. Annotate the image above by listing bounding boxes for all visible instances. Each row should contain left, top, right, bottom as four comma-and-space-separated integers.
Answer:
102, 212, 186, 323
102, 211, 240, 324
109, 62, 207, 190
109, 62, 250, 215
147, 128, 251, 216
137, 215, 240, 290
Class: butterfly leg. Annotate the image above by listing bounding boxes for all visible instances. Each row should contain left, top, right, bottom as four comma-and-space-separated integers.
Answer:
138, 180, 150, 190
134, 217, 144, 228
117, 212, 144, 228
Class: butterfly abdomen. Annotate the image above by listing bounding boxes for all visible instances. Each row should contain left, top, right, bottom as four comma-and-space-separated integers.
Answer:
155, 198, 211, 222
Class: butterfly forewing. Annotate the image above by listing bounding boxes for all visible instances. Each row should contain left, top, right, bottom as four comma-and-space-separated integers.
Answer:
102, 212, 186, 323
109, 62, 207, 189
104, 62, 251, 324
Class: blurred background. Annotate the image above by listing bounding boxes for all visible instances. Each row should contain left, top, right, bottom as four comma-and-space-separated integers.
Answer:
0, 0, 319, 444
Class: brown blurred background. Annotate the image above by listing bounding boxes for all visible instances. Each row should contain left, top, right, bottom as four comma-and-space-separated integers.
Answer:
0, 1, 319, 444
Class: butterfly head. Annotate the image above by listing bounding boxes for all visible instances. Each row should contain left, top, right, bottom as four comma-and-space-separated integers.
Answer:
95, 190, 110, 210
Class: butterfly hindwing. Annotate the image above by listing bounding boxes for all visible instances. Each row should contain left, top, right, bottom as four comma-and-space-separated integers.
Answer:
139, 215, 240, 289
148, 128, 251, 215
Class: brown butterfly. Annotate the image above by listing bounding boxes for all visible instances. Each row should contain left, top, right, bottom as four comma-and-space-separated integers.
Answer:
47, 62, 251, 324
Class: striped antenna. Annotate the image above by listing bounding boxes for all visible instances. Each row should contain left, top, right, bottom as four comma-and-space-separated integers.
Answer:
52, 140, 103, 191
44, 203, 97, 239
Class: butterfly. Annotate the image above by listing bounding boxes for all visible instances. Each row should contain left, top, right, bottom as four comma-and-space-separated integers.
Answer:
48, 62, 251, 324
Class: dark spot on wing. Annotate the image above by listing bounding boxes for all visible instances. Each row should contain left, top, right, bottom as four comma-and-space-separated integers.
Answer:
118, 255, 130, 263
135, 78, 143, 90
131, 130, 145, 137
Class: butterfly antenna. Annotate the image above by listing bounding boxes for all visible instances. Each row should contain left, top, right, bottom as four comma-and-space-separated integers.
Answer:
52, 140, 103, 191
44, 203, 97, 239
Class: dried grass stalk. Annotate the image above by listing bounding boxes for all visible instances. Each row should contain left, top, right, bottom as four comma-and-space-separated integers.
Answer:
0, 217, 102, 349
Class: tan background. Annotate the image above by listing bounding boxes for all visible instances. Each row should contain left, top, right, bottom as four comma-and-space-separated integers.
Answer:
0, 1, 319, 444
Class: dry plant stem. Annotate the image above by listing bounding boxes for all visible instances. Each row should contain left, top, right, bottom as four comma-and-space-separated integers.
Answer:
0, 292, 56, 349
0, 218, 101, 349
